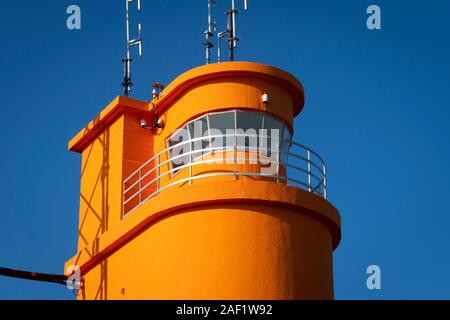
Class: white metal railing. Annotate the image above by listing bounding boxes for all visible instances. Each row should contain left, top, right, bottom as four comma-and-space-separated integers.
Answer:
122, 134, 327, 216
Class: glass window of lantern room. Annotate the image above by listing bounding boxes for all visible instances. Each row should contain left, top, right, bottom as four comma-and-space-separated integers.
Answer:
188, 116, 210, 159
207, 111, 235, 151
236, 111, 263, 150
263, 114, 284, 157
168, 125, 191, 173
167, 110, 294, 173
281, 124, 292, 164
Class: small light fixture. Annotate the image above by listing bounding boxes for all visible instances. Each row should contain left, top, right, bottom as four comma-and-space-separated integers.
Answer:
262, 93, 269, 104
140, 118, 164, 130
140, 101, 164, 130
140, 119, 149, 128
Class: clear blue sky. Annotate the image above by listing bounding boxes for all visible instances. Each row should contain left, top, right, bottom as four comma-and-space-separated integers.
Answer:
0, 0, 449, 299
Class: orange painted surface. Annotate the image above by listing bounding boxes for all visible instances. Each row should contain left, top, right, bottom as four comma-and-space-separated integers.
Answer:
77, 116, 124, 249
65, 62, 341, 300
82, 205, 333, 300
153, 61, 305, 117
69, 96, 149, 153
66, 180, 340, 299
122, 113, 156, 214
68, 62, 304, 153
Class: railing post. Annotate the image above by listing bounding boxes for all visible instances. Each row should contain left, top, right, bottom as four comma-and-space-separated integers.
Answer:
233, 132, 237, 181
233, 110, 237, 181
157, 154, 161, 195
138, 169, 142, 205
323, 163, 327, 200
276, 139, 280, 183
307, 150, 312, 192
122, 181, 125, 217
189, 148, 193, 185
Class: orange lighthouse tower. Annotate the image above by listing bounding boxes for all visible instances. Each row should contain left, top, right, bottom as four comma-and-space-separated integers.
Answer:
65, 62, 341, 300
64, 1, 341, 300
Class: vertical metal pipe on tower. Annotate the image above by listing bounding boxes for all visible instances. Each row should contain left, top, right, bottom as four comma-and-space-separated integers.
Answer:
213, 0, 248, 63
123, 0, 143, 97
204, 0, 215, 64
123, 0, 132, 96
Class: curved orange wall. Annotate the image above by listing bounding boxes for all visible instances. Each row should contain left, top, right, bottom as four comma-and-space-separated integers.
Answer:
87, 204, 334, 299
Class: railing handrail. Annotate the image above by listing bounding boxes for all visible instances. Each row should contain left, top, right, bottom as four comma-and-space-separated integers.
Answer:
123, 133, 325, 183
122, 133, 328, 216
123, 154, 326, 206
123, 145, 324, 195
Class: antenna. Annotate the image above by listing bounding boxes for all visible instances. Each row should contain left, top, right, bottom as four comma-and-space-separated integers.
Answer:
123, 0, 143, 97
204, 0, 216, 64
215, 0, 249, 63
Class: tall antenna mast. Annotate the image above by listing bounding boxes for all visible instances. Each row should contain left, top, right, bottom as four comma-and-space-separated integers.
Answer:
204, 0, 216, 64
123, 0, 143, 97
216, 0, 248, 63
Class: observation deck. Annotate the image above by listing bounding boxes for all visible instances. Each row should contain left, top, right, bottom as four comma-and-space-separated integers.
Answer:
123, 128, 327, 216
65, 62, 341, 300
